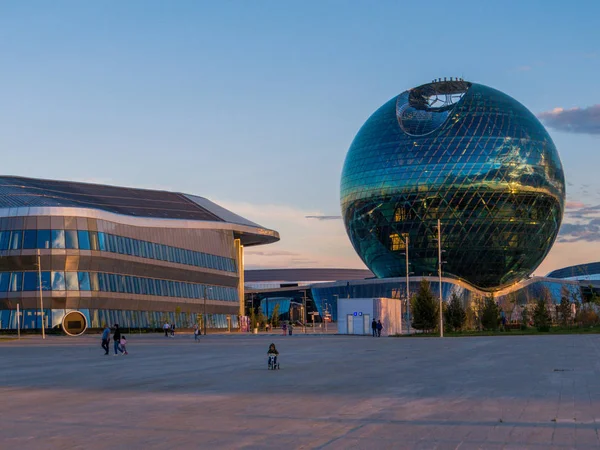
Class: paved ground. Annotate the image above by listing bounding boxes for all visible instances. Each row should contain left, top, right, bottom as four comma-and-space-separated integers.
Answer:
1, 332, 600, 449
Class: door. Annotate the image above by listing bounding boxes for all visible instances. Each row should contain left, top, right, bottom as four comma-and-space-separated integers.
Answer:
346, 314, 353, 334
363, 314, 370, 336
353, 315, 364, 335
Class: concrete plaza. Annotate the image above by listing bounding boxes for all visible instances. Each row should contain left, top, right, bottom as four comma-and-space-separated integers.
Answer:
1, 332, 600, 449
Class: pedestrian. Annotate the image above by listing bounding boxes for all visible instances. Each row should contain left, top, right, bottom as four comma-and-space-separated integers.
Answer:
288, 322, 293, 336
377, 320, 383, 337
371, 318, 377, 337
120, 335, 128, 355
101, 324, 110, 355
171, 323, 176, 337
113, 324, 124, 356
282, 322, 287, 336
163, 322, 170, 337
193, 323, 200, 341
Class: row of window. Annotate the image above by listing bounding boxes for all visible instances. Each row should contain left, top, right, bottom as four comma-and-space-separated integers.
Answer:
0, 271, 238, 302
0, 229, 237, 273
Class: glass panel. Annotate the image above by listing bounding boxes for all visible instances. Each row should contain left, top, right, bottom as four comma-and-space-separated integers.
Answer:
116, 236, 125, 254
98, 273, 108, 291
133, 277, 140, 294
77, 231, 90, 250
51, 271, 66, 290
140, 241, 148, 258
0, 272, 10, 291
41, 271, 51, 291
108, 274, 117, 292
65, 272, 79, 291
23, 272, 37, 291
117, 275, 126, 293
89, 231, 99, 251
125, 276, 133, 294
9, 230, 23, 250
78, 272, 91, 291
50, 230, 65, 249
89, 272, 99, 291
32, 229, 49, 249
23, 230, 37, 249
125, 238, 132, 256
0, 231, 9, 250
65, 230, 79, 249
9, 272, 23, 291
97, 232, 107, 251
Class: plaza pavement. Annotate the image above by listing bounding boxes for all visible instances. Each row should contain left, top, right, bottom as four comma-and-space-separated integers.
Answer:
1, 332, 600, 449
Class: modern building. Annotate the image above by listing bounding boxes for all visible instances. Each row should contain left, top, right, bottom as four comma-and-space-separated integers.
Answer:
340, 79, 565, 291
0, 176, 279, 332
246, 269, 582, 324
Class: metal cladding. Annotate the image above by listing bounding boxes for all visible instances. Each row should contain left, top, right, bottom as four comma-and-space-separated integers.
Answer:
340, 80, 565, 291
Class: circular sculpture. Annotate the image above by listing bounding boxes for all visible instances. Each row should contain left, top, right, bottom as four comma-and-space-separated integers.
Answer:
62, 311, 88, 336
340, 80, 565, 290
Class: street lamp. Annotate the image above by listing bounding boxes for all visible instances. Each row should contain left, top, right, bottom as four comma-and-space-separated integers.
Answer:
400, 233, 414, 335
436, 219, 447, 338
37, 249, 45, 340
202, 285, 213, 335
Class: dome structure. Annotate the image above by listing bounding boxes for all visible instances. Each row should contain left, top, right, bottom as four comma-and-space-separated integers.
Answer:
340, 79, 565, 290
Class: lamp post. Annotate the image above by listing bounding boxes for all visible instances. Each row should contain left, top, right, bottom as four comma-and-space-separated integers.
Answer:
333, 294, 339, 324
37, 249, 45, 340
302, 290, 307, 333
401, 233, 412, 335
203, 285, 212, 335
437, 219, 444, 338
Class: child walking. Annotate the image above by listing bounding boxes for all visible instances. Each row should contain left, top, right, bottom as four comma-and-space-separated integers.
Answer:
120, 335, 129, 355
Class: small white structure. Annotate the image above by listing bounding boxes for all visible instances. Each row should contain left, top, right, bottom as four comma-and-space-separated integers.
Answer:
337, 298, 402, 336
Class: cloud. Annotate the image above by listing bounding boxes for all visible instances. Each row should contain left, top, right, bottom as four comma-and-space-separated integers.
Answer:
214, 199, 365, 270
537, 105, 600, 135
305, 215, 342, 220
565, 201, 587, 209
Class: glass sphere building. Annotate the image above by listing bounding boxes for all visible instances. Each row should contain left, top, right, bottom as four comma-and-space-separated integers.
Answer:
341, 79, 565, 291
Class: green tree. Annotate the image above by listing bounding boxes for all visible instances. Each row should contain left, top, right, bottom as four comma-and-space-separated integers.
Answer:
558, 286, 572, 327
533, 299, 551, 331
481, 296, 500, 330
411, 279, 438, 333
270, 304, 280, 328
250, 308, 257, 330
444, 292, 466, 332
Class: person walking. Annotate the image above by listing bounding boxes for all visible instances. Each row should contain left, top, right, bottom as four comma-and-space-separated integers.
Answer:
371, 319, 377, 337
171, 323, 176, 337
120, 335, 129, 355
282, 322, 287, 336
101, 324, 110, 355
113, 324, 124, 356
376, 320, 383, 337
193, 323, 200, 341
163, 322, 170, 337
288, 322, 293, 336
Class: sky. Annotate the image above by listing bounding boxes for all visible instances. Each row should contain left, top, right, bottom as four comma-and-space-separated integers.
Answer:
1, 1, 599, 274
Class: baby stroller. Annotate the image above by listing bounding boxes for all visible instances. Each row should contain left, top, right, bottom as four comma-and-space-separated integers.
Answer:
268, 354, 280, 370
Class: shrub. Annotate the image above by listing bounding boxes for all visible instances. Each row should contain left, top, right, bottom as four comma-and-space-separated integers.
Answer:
411, 279, 438, 333
481, 297, 500, 331
533, 299, 551, 331
444, 292, 467, 331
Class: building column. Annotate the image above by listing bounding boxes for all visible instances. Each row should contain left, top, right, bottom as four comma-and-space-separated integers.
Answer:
235, 239, 244, 317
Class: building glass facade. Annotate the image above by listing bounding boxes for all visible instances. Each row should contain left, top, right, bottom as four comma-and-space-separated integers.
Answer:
341, 80, 565, 291
0, 176, 279, 332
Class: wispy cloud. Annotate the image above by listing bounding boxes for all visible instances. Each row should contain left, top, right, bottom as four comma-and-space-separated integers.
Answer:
215, 199, 365, 270
565, 201, 587, 209
538, 105, 600, 135
305, 215, 342, 220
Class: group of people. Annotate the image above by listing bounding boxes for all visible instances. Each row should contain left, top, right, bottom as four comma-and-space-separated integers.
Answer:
371, 319, 383, 337
101, 324, 129, 355
162, 322, 177, 337
281, 321, 293, 336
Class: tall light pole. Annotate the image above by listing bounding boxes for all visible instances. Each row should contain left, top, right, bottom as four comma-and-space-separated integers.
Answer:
333, 294, 339, 323
302, 290, 307, 334
203, 286, 212, 335
402, 233, 411, 335
437, 219, 443, 338
37, 249, 45, 340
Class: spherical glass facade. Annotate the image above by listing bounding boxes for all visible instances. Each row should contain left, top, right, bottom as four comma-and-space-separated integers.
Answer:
341, 80, 565, 290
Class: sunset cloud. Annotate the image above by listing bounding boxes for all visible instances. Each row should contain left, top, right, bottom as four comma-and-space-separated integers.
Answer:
538, 105, 600, 135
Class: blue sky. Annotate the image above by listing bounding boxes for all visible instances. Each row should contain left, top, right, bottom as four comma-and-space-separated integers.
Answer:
1, 1, 599, 272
